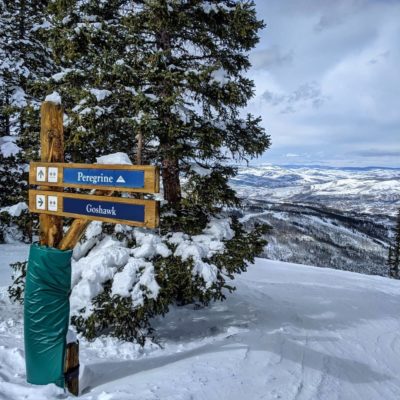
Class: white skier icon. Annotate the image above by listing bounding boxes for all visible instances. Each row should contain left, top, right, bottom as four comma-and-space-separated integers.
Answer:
116, 175, 126, 183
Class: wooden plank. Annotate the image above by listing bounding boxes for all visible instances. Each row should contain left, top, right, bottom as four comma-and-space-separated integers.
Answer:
29, 162, 159, 193
59, 219, 94, 251
39, 102, 64, 247
29, 190, 160, 229
58, 190, 114, 251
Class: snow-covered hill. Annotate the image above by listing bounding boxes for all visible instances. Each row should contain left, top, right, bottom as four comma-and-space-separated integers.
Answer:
232, 165, 400, 216
1, 246, 400, 400
239, 200, 390, 276
231, 165, 400, 275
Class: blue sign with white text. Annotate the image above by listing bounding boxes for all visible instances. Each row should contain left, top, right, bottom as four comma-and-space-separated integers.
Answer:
63, 197, 145, 223
63, 168, 145, 188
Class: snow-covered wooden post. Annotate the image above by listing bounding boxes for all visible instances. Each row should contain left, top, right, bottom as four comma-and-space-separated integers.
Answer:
39, 98, 64, 247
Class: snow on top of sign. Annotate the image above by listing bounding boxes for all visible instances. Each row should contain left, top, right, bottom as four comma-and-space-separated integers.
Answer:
0, 202, 28, 217
45, 91, 62, 104
96, 152, 133, 165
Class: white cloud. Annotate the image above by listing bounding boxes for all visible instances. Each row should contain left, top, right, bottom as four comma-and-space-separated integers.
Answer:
246, 0, 400, 167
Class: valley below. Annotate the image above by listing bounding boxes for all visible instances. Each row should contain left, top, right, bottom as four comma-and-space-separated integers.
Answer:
232, 165, 400, 277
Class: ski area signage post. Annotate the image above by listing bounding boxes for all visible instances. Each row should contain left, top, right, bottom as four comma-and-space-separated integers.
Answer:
25, 100, 160, 396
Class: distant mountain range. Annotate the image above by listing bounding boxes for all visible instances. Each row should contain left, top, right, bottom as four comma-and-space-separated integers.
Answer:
231, 165, 400, 276
271, 164, 400, 171
232, 164, 400, 216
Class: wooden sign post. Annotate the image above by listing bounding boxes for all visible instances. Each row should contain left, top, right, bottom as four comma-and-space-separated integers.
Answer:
27, 101, 160, 396
39, 102, 64, 248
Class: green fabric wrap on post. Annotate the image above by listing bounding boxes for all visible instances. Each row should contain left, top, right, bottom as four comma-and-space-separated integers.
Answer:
24, 243, 72, 388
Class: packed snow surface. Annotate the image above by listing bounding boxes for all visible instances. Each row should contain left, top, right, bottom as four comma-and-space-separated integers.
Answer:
1, 244, 400, 399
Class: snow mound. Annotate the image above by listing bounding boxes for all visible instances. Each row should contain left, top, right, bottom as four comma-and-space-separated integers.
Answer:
0, 202, 28, 217
70, 237, 130, 317
111, 257, 160, 308
172, 218, 233, 287
44, 91, 62, 104
69, 217, 234, 318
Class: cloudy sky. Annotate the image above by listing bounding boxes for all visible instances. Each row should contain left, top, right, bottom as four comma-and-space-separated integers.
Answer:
246, 0, 400, 167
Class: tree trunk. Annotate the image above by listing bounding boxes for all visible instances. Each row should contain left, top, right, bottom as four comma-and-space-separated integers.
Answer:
156, 22, 182, 205
162, 156, 181, 204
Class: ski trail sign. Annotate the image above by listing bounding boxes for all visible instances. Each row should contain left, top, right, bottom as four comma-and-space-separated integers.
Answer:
29, 190, 159, 228
26, 101, 161, 396
29, 162, 159, 193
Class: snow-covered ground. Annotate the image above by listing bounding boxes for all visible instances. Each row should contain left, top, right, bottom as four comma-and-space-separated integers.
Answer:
1, 244, 400, 399
0, 243, 29, 287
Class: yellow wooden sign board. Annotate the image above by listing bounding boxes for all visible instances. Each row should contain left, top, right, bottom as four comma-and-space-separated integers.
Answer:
29, 190, 159, 228
29, 162, 159, 193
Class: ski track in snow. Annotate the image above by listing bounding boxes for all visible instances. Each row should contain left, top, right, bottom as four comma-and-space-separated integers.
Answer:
0, 244, 400, 399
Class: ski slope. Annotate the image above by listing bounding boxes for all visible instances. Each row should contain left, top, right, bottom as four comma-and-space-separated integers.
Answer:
0, 245, 400, 399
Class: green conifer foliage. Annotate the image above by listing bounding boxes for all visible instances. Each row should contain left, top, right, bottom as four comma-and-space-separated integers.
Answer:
0, 0, 53, 207
388, 209, 400, 279
121, 0, 269, 204
45, 0, 140, 162
9, 1, 271, 342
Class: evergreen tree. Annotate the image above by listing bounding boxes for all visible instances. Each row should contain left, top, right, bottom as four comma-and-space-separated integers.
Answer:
45, 0, 139, 162
0, 0, 53, 207
121, 0, 269, 204
388, 209, 400, 279
10, 0, 270, 342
